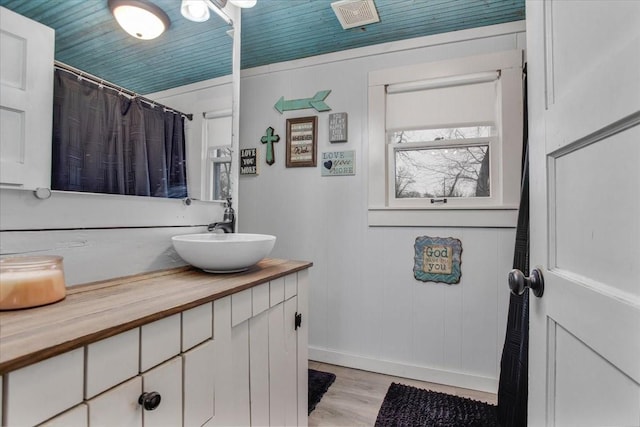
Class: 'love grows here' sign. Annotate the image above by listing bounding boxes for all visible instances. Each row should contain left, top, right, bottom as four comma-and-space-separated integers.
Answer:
413, 236, 462, 284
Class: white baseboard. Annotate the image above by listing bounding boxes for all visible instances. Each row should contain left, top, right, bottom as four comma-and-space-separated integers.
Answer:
309, 346, 498, 394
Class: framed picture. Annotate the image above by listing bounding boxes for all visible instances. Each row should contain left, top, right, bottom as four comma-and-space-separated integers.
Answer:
413, 236, 462, 284
286, 116, 317, 167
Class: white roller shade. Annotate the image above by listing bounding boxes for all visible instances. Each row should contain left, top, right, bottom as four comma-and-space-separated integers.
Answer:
386, 78, 498, 130
205, 115, 232, 148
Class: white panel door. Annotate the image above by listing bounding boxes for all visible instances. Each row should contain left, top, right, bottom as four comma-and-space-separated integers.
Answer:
527, 2, 640, 426
0, 6, 54, 189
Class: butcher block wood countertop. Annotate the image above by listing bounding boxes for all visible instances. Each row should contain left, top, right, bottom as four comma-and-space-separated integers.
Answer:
0, 258, 312, 374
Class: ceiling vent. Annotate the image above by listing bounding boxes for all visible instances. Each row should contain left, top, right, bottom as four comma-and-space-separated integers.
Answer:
331, 0, 380, 30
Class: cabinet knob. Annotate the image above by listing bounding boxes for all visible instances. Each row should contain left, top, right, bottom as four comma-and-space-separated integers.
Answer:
138, 391, 162, 411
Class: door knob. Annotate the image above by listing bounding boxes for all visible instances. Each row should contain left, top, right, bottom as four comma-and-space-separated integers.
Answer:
138, 391, 162, 411
508, 268, 544, 298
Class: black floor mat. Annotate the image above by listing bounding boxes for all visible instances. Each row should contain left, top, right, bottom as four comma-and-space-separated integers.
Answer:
375, 382, 498, 427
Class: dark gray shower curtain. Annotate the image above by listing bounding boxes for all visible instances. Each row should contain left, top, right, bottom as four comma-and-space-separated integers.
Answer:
52, 69, 187, 198
496, 64, 529, 427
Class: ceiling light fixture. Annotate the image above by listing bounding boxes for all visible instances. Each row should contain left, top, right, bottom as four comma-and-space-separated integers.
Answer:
229, 0, 257, 8
180, 0, 210, 22
108, 0, 170, 40
181, 0, 233, 26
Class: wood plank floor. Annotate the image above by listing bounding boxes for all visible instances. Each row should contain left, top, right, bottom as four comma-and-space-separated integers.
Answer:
308, 361, 498, 427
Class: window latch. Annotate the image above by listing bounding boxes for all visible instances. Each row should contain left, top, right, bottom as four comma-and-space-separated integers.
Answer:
430, 198, 448, 204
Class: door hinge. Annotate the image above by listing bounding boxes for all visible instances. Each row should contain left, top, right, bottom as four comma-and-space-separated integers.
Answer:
294, 312, 302, 330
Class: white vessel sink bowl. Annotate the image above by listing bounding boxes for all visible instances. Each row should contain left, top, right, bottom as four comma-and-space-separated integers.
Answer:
172, 233, 276, 273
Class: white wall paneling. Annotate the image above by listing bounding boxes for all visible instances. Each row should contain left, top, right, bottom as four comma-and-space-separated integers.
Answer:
0, 226, 205, 286
239, 22, 525, 392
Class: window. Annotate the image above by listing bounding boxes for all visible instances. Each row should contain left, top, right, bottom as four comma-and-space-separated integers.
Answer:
390, 127, 494, 202
368, 50, 523, 226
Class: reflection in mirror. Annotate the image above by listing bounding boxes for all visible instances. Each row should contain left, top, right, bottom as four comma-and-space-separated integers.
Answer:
0, 0, 235, 201
203, 111, 232, 201
52, 66, 190, 199
211, 147, 232, 201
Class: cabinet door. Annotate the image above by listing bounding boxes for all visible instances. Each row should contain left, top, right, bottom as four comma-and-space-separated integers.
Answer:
183, 340, 215, 427
87, 376, 142, 427
39, 404, 88, 427
296, 270, 309, 427
142, 356, 182, 427
212, 295, 251, 427
249, 311, 269, 426
282, 296, 298, 426
85, 328, 139, 399
230, 321, 250, 426
182, 302, 213, 352
212, 297, 232, 426
6, 348, 84, 426
140, 314, 181, 372
0, 6, 54, 189
268, 297, 298, 427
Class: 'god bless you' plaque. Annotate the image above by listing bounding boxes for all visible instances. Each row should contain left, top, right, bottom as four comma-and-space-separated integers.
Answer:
413, 236, 462, 284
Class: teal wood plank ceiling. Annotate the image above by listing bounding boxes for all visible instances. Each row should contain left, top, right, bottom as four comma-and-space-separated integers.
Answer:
0, 0, 524, 94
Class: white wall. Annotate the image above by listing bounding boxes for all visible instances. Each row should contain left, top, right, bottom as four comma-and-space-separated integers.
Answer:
238, 22, 526, 392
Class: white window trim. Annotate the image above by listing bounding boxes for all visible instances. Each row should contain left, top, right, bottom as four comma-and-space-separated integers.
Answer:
368, 50, 523, 227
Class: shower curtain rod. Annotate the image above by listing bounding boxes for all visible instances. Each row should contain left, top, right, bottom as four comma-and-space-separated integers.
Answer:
54, 61, 193, 121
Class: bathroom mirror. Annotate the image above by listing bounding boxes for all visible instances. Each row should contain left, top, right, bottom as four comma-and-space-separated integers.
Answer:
0, 0, 236, 202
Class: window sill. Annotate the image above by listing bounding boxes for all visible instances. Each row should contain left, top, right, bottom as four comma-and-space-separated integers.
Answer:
368, 207, 518, 228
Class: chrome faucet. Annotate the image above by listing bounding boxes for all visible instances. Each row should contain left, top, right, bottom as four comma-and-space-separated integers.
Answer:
208, 197, 235, 233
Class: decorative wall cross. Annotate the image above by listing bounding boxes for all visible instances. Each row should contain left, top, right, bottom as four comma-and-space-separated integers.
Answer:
260, 127, 280, 165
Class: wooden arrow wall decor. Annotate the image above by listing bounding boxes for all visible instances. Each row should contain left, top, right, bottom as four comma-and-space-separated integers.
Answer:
274, 90, 332, 114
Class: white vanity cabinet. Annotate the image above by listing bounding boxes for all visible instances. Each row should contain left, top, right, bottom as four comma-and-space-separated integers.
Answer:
3, 305, 213, 427
212, 270, 309, 427
0, 261, 311, 427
